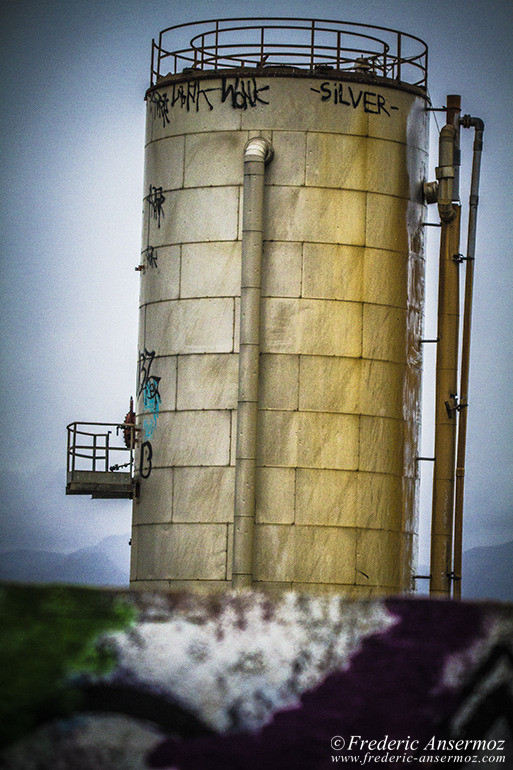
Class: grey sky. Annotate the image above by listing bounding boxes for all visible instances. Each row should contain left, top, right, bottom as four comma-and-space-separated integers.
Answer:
0, 0, 512, 568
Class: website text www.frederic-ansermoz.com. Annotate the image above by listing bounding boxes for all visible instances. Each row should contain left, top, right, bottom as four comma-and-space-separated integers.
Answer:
329, 735, 507, 765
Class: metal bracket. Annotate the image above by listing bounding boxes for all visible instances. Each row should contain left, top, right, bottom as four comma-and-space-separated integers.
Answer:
445, 394, 468, 418
452, 253, 475, 264
420, 338, 439, 344
421, 222, 442, 227
425, 107, 447, 112
416, 456, 435, 462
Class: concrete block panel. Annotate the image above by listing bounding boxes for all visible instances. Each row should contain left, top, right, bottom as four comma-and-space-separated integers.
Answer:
154, 410, 231, 466
230, 409, 237, 466
360, 359, 405, 419
150, 187, 239, 246
144, 135, 185, 192
136, 523, 228, 580
233, 297, 240, 353
136, 354, 176, 415
261, 298, 362, 357
256, 467, 295, 524
261, 242, 302, 298
239, 77, 368, 134
253, 525, 294, 582
176, 354, 238, 410
356, 472, 404, 531
129, 525, 138, 582
359, 416, 404, 475
365, 194, 409, 253
259, 354, 299, 410
266, 131, 306, 186
299, 356, 360, 414
356, 529, 402, 588
181, 241, 241, 298
306, 133, 366, 190
140, 245, 180, 306
264, 187, 366, 245
363, 304, 407, 363
184, 131, 248, 187
295, 469, 358, 526
302, 243, 364, 302
363, 249, 408, 309
148, 80, 243, 141
258, 411, 359, 470
173, 466, 235, 523
146, 298, 235, 355
133, 468, 173, 525
254, 524, 357, 583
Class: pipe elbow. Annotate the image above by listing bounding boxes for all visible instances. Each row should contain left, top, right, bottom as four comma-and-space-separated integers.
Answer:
244, 137, 274, 164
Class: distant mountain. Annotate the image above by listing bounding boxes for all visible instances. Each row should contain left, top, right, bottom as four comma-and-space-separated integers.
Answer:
1, 536, 511, 600
417, 540, 513, 602
461, 540, 513, 602
0, 534, 130, 587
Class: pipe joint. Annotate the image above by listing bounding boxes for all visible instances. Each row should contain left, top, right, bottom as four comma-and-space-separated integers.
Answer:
244, 137, 274, 164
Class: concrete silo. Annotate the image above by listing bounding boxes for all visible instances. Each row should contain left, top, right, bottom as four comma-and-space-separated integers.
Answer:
127, 18, 429, 596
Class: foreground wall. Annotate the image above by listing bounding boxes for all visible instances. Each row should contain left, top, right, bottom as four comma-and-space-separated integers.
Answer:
1, 585, 512, 768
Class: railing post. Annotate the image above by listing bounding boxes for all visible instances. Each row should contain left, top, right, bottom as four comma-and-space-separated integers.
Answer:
105, 431, 110, 472
92, 434, 97, 472
260, 26, 264, 66
310, 20, 315, 71
336, 30, 341, 69
72, 424, 77, 475
397, 32, 402, 82
215, 20, 219, 68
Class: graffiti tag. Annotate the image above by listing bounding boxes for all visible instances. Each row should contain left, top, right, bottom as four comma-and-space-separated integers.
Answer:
140, 441, 153, 479
310, 82, 398, 116
155, 77, 270, 114
143, 245, 158, 269
148, 91, 170, 126
146, 185, 165, 227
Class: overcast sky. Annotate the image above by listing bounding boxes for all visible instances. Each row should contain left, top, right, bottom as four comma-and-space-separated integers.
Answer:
0, 0, 511, 571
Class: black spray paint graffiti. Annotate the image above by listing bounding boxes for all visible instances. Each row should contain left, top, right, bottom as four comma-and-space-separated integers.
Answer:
143, 245, 158, 269
221, 77, 269, 110
310, 82, 399, 116
137, 348, 163, 479
148, 91, 170, 126
140, 441, 152, 479
159, 77, 270, 114
146, 185, 166, 227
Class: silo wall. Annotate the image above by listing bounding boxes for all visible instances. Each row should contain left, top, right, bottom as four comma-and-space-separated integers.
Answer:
130, 71, 428, 596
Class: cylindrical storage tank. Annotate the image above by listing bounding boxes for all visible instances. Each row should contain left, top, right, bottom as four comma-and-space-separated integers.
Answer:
130, 19, 429, 596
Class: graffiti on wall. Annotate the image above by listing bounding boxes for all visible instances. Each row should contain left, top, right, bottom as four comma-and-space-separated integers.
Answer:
310, 82, 399, 116
143, 245, 158, 269
146, 185, 166, 227
148, 91, 171, 127
153, 76, 270, 114
137, 348, 163, 479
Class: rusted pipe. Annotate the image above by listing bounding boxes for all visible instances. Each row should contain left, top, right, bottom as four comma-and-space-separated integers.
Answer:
453, 116, 484, 599
232, 137, 273, 589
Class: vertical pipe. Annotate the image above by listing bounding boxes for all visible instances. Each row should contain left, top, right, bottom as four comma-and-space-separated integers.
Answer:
430, 113, 461, 597
232, 137, 273, 590
453, 117, 484, 599
430, 207, 461, 596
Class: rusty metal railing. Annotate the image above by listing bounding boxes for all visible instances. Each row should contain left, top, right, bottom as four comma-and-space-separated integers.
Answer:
150, 18, 427, 89
66, 422, 137, 477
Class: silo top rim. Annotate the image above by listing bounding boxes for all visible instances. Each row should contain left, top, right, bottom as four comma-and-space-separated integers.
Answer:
150, 17, 428, 91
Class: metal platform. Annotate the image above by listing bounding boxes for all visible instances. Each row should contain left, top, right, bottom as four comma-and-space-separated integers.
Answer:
66, 422, 137, 500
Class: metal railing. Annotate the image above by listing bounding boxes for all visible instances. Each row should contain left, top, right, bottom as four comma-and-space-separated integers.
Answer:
66, 422, 137, 477
150, 18, 427, 89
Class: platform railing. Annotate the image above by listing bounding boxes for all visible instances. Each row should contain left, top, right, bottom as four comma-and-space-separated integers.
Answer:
66, 422, 137, 478
150, 18, 427, 89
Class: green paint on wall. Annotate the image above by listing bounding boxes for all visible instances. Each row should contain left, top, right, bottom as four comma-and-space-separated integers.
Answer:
0, 584, 136, 748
